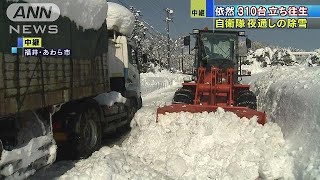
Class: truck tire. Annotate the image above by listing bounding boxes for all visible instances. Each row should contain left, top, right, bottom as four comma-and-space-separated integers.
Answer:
128, 98, 138, 120
74, 106, 102, 159
139, 96, 143, 109
0, 140, 3, 161
126, 98, 137, 128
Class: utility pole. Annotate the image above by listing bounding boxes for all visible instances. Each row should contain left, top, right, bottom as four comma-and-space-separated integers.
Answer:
181, 47, 184, 72
165, 8, 173, 70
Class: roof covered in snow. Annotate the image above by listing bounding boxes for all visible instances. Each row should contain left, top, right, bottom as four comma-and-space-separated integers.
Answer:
106, 2, 135, 37
8, 0, 108, 30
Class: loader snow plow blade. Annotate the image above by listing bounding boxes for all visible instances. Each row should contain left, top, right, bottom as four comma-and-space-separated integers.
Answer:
157, 104, 266, 125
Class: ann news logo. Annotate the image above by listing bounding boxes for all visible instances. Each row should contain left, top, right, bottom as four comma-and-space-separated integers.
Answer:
6, 3, 60, 34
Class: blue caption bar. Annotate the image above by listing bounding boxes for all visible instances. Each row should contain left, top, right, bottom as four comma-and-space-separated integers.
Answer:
17, 37, 23, 48
214, 5, 320, 18
206, 0, 214, 17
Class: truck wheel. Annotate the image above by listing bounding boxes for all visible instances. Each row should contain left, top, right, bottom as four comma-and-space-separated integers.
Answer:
139, 96, 143, 109
121, 98, 137, 131
128, 99, 137, 120
74, 107, 102, 158
0, 140, 3, 160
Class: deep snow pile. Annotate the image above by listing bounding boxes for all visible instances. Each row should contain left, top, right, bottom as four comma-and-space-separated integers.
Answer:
106, 2, 135, 37
243, 66, 320, 179
125, 108, 295, 179
140, 70, 187, 96
52, 108, 295, 180
8, 0, 109, 30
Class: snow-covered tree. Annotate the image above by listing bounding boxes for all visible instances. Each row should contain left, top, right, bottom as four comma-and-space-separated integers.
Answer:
129, 7, 172, 73
306, 49, 320, 67
271, 49, 297, 66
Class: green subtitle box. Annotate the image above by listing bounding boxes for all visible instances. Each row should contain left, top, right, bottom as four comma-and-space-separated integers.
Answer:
191, 0, 206, 18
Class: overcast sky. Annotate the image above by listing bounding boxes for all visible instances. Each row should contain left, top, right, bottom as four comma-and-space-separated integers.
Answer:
110, 0, 320, 51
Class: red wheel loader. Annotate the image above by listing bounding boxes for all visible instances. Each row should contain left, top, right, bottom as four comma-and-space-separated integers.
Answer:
157, 29, 266, 125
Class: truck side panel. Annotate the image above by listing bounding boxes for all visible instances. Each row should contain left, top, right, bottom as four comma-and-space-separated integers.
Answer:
0, 54, 109, 114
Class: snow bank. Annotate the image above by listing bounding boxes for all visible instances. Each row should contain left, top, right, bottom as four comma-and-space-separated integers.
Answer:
9, 0, 108, 30
58, 146, 170, 180
243, 66, 320, 179
140, 70, 187, 96
94, 91, 127, 106
107, 2, 135, 37
125, 108, 294, 179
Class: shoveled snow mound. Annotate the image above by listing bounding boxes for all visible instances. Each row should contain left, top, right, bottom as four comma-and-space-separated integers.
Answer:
58, 146, 170, 180
125, 108, 295, 179
9, 0, 108, 30
94, 91, 127, 106
140, 70, 187, 96
243, 66, 320, 179
107, 2, 135, 36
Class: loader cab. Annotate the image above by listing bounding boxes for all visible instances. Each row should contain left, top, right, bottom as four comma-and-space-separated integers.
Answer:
191, 29, 250, 81
194, 30, 239, 69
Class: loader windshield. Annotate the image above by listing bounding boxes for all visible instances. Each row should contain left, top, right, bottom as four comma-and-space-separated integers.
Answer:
200, 32, 237, 66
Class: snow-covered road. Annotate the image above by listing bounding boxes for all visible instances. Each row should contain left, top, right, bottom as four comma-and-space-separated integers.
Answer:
30, 71, 298, 180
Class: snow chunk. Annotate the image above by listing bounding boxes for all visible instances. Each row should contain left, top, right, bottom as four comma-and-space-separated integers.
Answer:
8, 0, 108, 30
107, 2, 135, 36
94, 91, 127, 106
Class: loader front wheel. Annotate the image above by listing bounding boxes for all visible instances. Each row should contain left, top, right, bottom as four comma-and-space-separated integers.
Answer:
173, 88, 194, 104
235, 90, 257, 110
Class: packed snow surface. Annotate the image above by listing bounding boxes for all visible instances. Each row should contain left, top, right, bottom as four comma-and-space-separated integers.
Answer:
8, 0, 108, 30
107, 2, 135, 36
243, 66, 320, 179
94, 91, 127, 106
